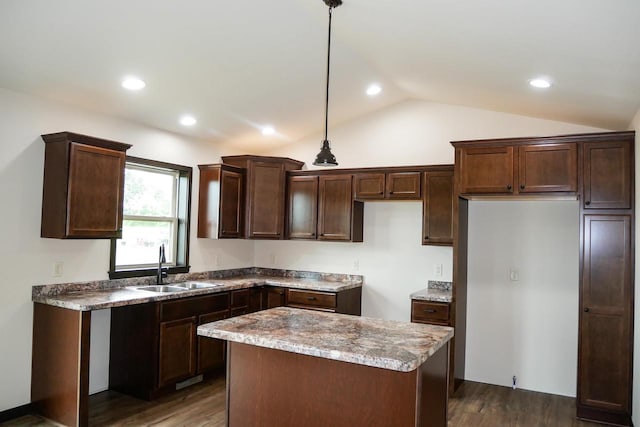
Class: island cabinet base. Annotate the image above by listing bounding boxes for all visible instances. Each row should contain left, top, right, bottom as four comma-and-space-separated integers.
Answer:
227, 342, 449, 427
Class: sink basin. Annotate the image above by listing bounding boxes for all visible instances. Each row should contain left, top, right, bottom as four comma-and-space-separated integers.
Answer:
136, 285, 189, 293
172, 281, 221, 290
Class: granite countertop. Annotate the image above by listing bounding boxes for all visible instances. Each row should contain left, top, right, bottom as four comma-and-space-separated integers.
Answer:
32, 268, 363, 312
197, 306, 453, 372
410, 280, 452, 303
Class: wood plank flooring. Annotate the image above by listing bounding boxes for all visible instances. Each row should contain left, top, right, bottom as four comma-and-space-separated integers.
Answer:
3, 378, 604, 426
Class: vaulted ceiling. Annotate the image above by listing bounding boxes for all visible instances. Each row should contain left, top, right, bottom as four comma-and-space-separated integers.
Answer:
1, 0, 638, 151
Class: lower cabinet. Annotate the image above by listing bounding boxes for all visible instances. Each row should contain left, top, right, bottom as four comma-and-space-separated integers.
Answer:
110, 285, 362, 399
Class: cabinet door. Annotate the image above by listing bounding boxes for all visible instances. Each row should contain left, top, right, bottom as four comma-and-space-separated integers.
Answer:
578, 215, 632, 416
518, 143, 577, 193
459, 146, 514, 194
219, 169, 243, 238
158, 317, 196, 387
386, 172, 421, 199
265, 287, 286, 308
423, 171, 454, 245
353, 173, 385, 200
318, 175, 353, 241
583, 141, 632, 209
286, 176, 318, 239
197, 310, 228, 374
247, 161, 285, 238
67, 143, 126, 237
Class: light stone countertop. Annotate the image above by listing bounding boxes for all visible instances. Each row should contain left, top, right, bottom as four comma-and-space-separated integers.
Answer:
197, 306, 453, 372
410, 280, 452, 303
32, 270, 362, 311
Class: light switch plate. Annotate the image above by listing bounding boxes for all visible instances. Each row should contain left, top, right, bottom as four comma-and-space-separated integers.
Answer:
509, 269, 519, 281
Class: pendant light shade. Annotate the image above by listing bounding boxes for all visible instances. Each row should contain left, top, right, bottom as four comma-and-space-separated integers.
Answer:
313, 0, 342, 167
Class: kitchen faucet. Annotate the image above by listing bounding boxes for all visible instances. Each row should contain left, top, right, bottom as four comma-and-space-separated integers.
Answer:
157, 244, 168, 285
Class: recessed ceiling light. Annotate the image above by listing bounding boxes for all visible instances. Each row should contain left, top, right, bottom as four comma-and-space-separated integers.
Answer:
366, 84, 382, 96
262, 126, 275, 136
121, 77, 146, 91
180, 115, 197, 126
529, 78, 552, 89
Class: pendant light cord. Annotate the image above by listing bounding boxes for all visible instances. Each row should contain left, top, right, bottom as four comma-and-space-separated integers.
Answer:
324, 6, 333, 142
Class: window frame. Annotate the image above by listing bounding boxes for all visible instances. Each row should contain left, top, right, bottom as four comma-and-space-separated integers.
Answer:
109, 156, 192, 280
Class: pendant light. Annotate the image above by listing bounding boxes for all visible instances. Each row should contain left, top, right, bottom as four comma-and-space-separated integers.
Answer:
313, 0, 342, 167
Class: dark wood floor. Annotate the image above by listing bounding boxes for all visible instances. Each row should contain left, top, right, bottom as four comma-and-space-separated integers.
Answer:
3, 378, 603, 426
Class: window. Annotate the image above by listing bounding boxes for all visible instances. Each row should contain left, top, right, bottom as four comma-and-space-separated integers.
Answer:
109, 156, 192, 279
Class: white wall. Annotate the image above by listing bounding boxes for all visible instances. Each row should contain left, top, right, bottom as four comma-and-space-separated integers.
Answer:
466, 201, 580, 396
0, 88, 254, 410
632, 109, 640, 427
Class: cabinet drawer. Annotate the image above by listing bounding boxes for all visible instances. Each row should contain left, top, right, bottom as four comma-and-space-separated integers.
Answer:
411, 301, 450, 324
161, 293, 229, 322
231, 289, 250, 308
287, 289, 336, 311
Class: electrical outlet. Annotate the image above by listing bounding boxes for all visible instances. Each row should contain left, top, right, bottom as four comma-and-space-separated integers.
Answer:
509, 269, 519, 281
434, 264, 443, 277
52, 261, 63, 277
512, 375, 517, 390
353, 259, 360, 271
269, 253, 276, 265
215, 255, 221, 267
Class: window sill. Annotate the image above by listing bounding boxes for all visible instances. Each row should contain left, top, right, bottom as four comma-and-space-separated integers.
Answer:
108, 265, 190, 280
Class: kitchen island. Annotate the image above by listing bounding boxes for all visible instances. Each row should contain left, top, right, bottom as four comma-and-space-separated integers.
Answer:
198, 307, 454, 427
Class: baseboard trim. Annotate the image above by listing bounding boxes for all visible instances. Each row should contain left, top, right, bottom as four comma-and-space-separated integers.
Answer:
0, 402, 34, 422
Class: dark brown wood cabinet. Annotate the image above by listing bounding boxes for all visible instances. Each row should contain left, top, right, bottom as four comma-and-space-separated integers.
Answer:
197, 164, 244, 238
353, 170, 421, 200
286, 287, 362, 315
577, 216, 633, 425
386, 171, 422, 199
286, 175, 318, 239
158, 317, 197, 387
287, 174, 363, 242
583, 140, 632, 209
423, 170, 454, 245
411, 300, 451, 326
41, 132, 131, 238
197, 310, 228, 374
318, 175, 364, 242
518, 143, 577, 193
458, 141, 577, 195
222, 155, 304, 239
452, 130, 635, 426
265, 287, 286, 308
458, 145, 514, 194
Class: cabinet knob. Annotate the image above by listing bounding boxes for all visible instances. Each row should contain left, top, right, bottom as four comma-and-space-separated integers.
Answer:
584, 307, 590, 313
307, 296, 317, 301
507, 184, 512, 191
424, 309, 436, 313
424, 236, 429, 240
585, 201, 591, 206
520, 184, 525, 190
378, 191, 384, 195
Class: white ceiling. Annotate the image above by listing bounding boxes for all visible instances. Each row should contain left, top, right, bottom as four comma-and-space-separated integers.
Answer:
1, 0, 639, 151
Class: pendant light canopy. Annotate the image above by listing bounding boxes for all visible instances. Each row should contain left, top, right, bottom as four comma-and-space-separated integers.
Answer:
313, 0, 342, 167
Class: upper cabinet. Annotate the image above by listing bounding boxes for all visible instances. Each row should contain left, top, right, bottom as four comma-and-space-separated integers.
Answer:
222, 155, 304, 239
583, 140, 632, 209
197, 164, 244, 239
423, 169, 454, 245
456, 142, 577, 196
354, 170, 421, 200
41, 132, 131, 239
286, 174, 363, 242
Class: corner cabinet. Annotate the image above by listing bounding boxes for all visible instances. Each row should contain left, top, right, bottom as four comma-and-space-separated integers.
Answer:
286, 174, 363, 242
197, 164, 244, 238
222, 155, 304, 239
41, 132, 131, 238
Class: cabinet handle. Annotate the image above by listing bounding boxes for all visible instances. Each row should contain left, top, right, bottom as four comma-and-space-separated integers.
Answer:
584, 307, 590, 313
307, 296, 317, 301
424, 309, 436, 313
507, 184, 512, 191
585, 201, 591, 206
520, 184, 525, 190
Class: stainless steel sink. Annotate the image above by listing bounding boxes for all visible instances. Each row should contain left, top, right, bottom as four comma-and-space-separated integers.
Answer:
172, 281, 221, 290
136, 285, 189, 293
